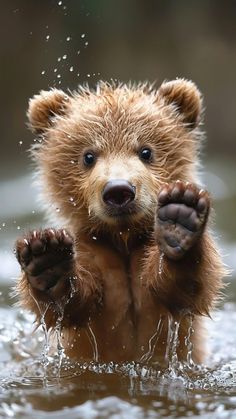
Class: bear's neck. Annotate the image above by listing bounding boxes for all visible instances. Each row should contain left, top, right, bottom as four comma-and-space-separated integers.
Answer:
77, 226, 152, 255
103, 230, 151, 254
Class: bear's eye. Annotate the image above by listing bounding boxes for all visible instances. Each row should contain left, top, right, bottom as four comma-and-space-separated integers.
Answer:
139, 147, 152, 163
83, 152, 96, 167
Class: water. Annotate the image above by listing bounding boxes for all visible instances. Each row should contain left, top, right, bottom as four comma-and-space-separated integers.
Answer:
0, 304, 236, 418
1, 160, 236, 417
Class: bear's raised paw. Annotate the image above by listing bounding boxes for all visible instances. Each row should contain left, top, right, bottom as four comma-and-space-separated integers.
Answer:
156, 181, 210, 260
15, 229, 74, 292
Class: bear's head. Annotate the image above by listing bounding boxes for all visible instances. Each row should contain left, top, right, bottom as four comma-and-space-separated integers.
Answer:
28, 80, 202, 239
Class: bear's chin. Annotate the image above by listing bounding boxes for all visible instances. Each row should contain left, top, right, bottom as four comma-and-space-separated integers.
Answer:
99, 209, 151, 228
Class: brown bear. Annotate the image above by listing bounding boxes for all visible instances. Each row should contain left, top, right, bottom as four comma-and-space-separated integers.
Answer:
15, 79, 226, 365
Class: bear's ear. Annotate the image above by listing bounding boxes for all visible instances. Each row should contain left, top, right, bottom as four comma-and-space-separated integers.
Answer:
158, 79, 202, 129
27, 89, 70, 134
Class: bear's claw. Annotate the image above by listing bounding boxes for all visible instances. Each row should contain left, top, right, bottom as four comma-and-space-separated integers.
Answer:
156, 181, 210, 260
15, 229, 74, 291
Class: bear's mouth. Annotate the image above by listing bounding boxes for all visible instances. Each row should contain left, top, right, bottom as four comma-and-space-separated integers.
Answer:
105, 202, 139, 218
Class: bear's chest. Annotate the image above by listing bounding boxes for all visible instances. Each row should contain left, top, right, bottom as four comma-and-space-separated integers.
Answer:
78, 239, 163, 328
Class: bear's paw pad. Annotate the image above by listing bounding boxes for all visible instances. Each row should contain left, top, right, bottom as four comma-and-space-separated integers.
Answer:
156, 181, 210, 260
15, 229, 74, 291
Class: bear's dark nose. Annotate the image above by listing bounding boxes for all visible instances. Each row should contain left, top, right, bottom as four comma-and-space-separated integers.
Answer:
102, 180, 136, 208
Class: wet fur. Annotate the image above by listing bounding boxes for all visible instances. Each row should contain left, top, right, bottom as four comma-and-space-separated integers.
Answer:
15, 80, 226, 364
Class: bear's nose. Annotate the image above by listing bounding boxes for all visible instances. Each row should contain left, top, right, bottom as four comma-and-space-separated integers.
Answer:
102, 180, 136, 208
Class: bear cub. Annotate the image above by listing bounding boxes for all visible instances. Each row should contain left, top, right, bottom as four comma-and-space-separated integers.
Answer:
15, 80, 226, 364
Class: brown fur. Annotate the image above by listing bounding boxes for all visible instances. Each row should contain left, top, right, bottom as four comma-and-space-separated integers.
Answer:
16, 79, 226, 364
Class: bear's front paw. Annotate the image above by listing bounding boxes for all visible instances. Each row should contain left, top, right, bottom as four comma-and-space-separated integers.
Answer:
15, 229, 74, 291
156, 181, 210, 260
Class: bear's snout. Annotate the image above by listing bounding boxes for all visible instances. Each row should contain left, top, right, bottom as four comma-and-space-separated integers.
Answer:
102, 180, 136, 209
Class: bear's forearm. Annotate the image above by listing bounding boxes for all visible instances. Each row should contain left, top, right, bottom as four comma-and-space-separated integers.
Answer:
16, 264, 102, 329
143, 232, 226, 315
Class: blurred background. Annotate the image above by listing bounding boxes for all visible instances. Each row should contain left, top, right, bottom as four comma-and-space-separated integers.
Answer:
0, 0, 236, 297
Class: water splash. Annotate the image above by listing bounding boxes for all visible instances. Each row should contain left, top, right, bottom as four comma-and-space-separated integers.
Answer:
185, 313, 195, 368
53, 278, 77, 378
165, 316, 181, 376
1, 302, 236, 417
28, 287, 52, 384
140, 317, 164, 363
86, 324, 99, 362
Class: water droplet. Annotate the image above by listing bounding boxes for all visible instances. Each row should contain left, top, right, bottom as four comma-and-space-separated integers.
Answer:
46, 35, 50, 41
66, 36, 71, 42
54, 68, 58, 73
77, 50, 81, 55
85, 41, 88, 47
92, 236, 97, 241
69, 66, 74, 72
81, 33, 85, 38
17, 226, 21, 230
62, 54, 67, 60
2, 223, 6, 227
56, 208, 60, 213
18, 140, 23, 146
57, 57, 61, 62
58, 0, 62, 5
69, 197, 74, 202
57, 74, 61, 79
185, 314, 195, 368
70, 160, 75, 164
87, 74, 91, 78
41, 70, 45, 75
32, 210, 35, 214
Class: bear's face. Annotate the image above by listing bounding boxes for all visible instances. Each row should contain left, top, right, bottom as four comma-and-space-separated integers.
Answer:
28, 80, 202, 236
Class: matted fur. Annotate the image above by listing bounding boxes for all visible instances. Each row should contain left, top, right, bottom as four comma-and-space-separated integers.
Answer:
15, 79, 227, 364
